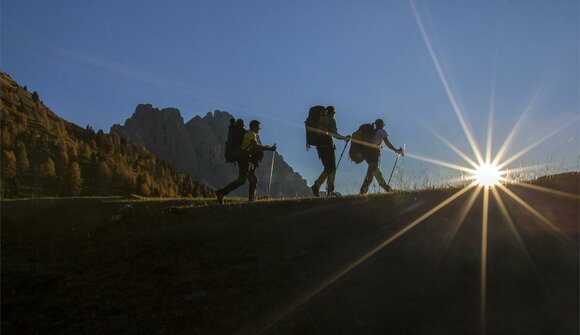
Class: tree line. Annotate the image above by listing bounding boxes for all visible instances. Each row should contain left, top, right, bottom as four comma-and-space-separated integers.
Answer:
0, 74, 213, 198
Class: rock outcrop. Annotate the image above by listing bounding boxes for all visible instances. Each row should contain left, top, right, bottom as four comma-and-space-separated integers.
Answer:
111, 104, 310, 197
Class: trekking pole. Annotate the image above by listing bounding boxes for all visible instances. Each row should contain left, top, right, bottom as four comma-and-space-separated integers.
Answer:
378, 156, 382, 194
335, 140, 349, 170
268, 144, 276, 197
387, 153, 401, 187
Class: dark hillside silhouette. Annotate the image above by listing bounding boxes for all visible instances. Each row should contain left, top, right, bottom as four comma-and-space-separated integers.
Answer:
0, 71, 212, 198
1, 174, 577, 334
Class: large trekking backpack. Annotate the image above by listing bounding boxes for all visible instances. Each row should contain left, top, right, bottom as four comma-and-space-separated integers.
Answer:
349, 123, 376, 164
225, 120, 248, 163
305, 105, 330, 147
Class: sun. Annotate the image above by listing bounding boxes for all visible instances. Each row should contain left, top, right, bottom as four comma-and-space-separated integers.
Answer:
473, 164, 501, 187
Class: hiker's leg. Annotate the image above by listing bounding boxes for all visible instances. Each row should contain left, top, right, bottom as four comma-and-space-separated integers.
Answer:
314, 171, 329, 188
248, 165, 258, 201
314, 146, 333, 188
373, 167, 391, 191
327, 172, 336, 193
360, 161, 377, 194
326, 146, 337, 193
219, 156, 249, 195
317, 146, 336, 191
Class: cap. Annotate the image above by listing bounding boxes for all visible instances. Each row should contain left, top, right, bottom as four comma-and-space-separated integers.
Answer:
249, 120, 261, 128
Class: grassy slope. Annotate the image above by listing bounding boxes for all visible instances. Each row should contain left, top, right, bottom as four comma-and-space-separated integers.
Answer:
2, 173, 578, 334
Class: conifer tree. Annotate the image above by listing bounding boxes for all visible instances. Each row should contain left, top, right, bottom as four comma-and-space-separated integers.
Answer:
16, 142, 30, 172
2, 149, 17, 179
97, 161, 112, 184
139, 183, 151, 197
67, 162, 83, 196
39, 158, 57, 178
1, 127, 12, 149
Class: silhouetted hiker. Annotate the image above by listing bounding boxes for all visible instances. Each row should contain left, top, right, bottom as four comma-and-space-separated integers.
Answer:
306, 105, 350, 197
216, 120, 276, 203
359, 119, 403, 194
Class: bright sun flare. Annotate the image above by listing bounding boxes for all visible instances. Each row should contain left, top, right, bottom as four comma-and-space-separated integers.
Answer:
473, 164, 501, 187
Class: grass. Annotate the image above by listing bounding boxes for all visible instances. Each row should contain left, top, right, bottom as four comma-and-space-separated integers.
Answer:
2, 173, 578, 334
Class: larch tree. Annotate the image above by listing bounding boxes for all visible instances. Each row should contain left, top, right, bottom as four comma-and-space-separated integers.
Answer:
67, 162, 83, 196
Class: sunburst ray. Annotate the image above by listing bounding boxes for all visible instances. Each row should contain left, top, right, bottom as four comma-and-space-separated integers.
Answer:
251, 183, 476, 335
490, 187, 541, 277
497, 118, 579, 170
496, 184, 571, 241
509, 180, 580, 200
424, 125, 480, 169
406, 153, 477, 174
485, 81, 495, 165
480, 187, 490, 335
492, 89, 542, 166
433, 186, 482, 270
409, 0, 484, 165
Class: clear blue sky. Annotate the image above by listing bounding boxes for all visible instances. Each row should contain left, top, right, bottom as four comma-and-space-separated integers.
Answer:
2, 0, 578, 193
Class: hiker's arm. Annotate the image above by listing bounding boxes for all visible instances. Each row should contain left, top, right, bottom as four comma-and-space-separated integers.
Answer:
330, 132, 351, 141
254, 140, 276, 152
327, 118, 350, 141
384, 137, 404, 155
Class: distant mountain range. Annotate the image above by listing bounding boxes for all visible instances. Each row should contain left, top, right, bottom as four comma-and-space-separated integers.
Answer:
110, 104, 311, 197
0, 70, 309, 198
0, 71, 213, 198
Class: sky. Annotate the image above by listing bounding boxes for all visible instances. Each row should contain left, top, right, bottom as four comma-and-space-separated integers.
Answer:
2, 0, 578, 194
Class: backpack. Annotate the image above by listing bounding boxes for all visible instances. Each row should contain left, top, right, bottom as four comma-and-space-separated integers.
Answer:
225, 121, 248, 163
349, 123, 376, 164
305, 105, 331, 147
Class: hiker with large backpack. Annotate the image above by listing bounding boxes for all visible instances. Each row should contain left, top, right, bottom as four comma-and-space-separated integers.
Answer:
216, 120, 276, 203
305, 105, 350, 197
352, 118, 404, 194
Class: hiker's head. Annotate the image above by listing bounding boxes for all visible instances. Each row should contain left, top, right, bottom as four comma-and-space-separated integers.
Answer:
374, 119, 385, 129
249, 120, 261, 133
235, 119, 245, 128
326, 105, 335, 117
229, 118, 236, 127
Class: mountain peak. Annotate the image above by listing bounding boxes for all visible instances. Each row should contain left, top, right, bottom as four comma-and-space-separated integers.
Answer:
112, 104, 310, 197
133, 104, 184, 124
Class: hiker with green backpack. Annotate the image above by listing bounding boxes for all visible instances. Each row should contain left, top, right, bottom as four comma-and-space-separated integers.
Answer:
305, 105, 351, 197
216, 120, 276, 204
349, 118, 403, 194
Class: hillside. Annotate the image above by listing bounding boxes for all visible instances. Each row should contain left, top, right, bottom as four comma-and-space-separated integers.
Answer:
1, 173, 578, 334
110, 104, 311, 197
0, 71, 213, 198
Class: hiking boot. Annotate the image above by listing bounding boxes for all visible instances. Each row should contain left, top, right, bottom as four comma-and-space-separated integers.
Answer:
215, 190, 224, 204
311, 184, 320, 197
328, 191, 342, 197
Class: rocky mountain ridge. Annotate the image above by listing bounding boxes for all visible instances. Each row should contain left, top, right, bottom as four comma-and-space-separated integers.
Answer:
111, 104, 310, 197
0, 72, 213, 198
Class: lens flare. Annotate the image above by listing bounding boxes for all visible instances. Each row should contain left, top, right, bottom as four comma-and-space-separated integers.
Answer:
473, 164, 501, 187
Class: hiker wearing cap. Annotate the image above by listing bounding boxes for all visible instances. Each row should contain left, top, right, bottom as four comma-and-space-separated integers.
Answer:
311, 106, 351, 197
359, 119, 403, 194
216, 120, 276, 203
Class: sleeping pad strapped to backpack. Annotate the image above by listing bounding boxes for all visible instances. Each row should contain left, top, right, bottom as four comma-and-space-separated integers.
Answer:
305, 105, 331, 147
349, 123, 375, 164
